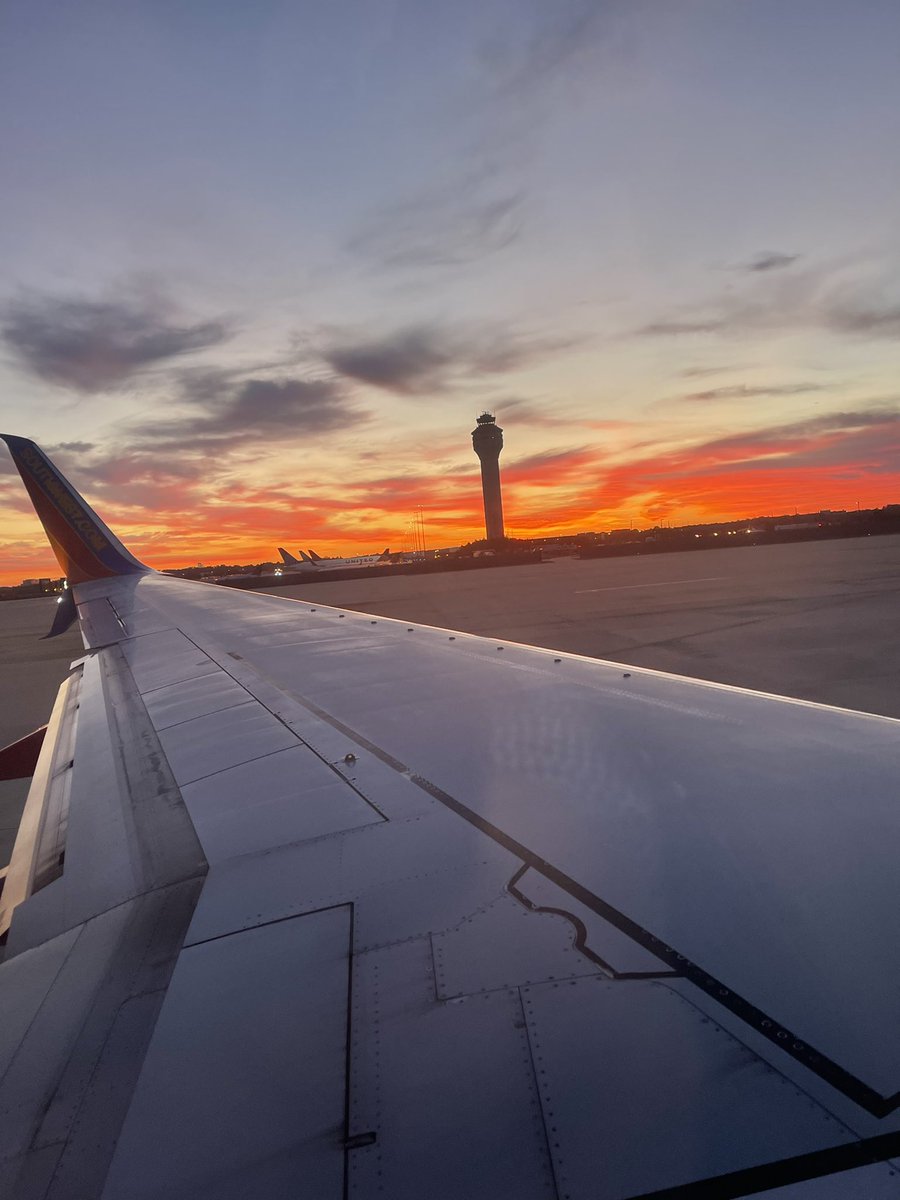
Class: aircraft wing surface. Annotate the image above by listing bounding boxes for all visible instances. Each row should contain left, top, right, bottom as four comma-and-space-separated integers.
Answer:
2, 437, 900, 1199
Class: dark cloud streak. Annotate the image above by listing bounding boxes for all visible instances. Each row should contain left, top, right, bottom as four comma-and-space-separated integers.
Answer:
135, 374, 365, 453
637, 319, 726, 337
2, 291, 232, 391
325, 321, 576, 395
682, 383, 826, 403
744, 252, 800, 273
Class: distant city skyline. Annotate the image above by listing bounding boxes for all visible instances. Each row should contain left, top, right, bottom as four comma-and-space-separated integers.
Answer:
2, 0, 899, 584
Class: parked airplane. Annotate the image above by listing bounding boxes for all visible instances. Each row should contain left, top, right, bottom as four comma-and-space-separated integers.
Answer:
2, 434, 900, 1199
278, 545, 391, 570
276, 546, 317, 572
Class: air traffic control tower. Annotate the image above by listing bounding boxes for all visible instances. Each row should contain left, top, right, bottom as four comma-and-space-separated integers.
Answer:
472, 412, 505, 540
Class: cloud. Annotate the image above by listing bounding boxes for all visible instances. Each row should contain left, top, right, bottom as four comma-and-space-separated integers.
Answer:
637, 319, 726, 337
635, 260, 900, 342
137, 374, 365, 452
591, 407, 900, 518
629, 410, 897, 476
826, 302, 900, 337
490, 399, 588, 428
711, 416, 900, 475
74, 451, 210, 513
346, 2, 625, 278
682, 383, 826, 403
743, 252, 800, 273
44, 374, 364, 511
502, 445, 598, 485
1, 290, 232, 391
679, 365, 748, 379
485, 1, 613, 96
325, 327, 456, 394
348, 189, 522, 271
324, 321, 575, 395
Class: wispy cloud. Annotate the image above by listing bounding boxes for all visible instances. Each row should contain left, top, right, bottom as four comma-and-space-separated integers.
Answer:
827, 301, 900, 337
324, 320, 576, 395
679, 366, 743, 379
348, 188, 522, 271
484, 0, 614, 96
591, 406, 900, 519
325, 326, 458, 394
1, 287, 232, 391
681, 383, 826, 403
502, 445, 598, 484
636, 260, 900, 342
742, 251, 800, 273
135, 373, 366, 453
638, 319, 726, 336
491, 399, 586, 428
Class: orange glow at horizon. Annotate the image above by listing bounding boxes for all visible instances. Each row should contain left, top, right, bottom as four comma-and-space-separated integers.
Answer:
2, 404, 899, 585
2, 458, 896, 587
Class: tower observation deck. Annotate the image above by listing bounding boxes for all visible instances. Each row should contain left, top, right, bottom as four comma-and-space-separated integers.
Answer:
471, 412, 505, 540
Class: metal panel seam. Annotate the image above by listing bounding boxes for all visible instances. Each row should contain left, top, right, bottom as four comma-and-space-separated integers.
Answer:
0, 925, 86, 1094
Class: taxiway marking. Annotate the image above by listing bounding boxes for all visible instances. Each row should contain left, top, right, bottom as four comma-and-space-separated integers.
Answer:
575, 576, 726, 594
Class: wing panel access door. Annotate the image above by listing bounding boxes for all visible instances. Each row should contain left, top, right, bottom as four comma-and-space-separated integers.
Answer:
102, 904, 352, 1200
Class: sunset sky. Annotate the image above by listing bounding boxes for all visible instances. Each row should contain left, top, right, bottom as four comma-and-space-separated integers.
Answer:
2, 0, 899, 584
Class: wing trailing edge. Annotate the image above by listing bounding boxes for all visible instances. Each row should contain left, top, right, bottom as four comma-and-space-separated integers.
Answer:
1, 435, 149, 584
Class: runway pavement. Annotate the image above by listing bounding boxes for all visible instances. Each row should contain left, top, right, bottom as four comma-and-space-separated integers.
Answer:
279, 534, 900, 719
1, 533, 898, 867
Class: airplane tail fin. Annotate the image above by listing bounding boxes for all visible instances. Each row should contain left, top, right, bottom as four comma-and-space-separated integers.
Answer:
278, 547, 299, 564
298, 551, 315, 564
380, 548, 390, 560
1, 436, 150, 584
307, 549, 322, 561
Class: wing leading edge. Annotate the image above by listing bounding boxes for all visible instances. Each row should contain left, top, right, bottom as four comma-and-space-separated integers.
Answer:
2, 439, 900, 1200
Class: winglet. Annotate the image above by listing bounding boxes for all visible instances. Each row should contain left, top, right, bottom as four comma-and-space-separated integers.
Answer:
1, 436, 149, 584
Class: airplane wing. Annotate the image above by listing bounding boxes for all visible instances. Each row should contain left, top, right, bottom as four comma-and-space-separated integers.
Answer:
2, 436, 900, 1200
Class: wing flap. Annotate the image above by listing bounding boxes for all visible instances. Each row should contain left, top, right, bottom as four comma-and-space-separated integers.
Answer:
101, 906, 351, 1200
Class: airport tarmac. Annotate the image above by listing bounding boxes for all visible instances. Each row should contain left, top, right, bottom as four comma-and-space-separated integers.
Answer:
281, 534, 900, 719
1, 533, 898, 865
